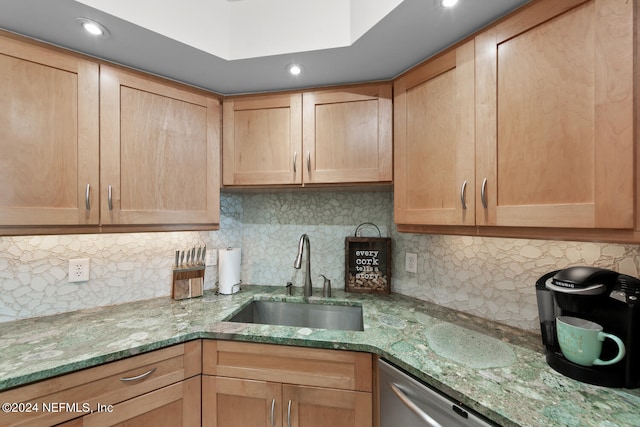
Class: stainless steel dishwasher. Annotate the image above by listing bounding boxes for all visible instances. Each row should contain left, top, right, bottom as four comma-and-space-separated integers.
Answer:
378, 359, 497, 427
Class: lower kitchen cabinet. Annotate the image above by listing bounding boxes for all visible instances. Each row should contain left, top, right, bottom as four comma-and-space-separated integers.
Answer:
202, 340, 373, 427
0, 341, 201, 427
202, 377, 371, 427
58, 376, 200, 427
282, 383, 372, 427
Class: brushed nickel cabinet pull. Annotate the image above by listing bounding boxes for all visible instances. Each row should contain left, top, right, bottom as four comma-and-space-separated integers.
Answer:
293, 152, 297, 173
85, 184, 91, 211
108, 185, 113, 211
270, 399, 276, 426
460, 180, 468, 210
481, 178, 488, 209
119, 367, 156, 382
306, 151, 311, 173
287, 400, 292, 427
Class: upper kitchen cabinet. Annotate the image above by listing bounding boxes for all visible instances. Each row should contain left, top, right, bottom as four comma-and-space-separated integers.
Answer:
394, 41, 475, 226
222, 93, 303, 186
302, 84, 392, 184
222, 84, 392, 188
0, 34, 99, 229
100, 65, 220, 228
475, 0, 634, 229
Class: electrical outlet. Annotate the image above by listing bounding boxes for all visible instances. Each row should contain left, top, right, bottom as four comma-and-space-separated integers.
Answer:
68, 258, 90, 282
405, 252, 418, 273
206, 250, 217, 266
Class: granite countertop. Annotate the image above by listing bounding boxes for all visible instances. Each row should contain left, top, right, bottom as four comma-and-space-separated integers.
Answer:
0, 285, 639, 427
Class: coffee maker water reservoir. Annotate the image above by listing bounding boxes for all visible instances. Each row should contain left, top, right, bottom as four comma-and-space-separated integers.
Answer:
536, 266, 640, 388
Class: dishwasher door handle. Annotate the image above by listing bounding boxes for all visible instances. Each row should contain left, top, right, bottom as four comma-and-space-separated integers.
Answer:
390, 382, 444, 427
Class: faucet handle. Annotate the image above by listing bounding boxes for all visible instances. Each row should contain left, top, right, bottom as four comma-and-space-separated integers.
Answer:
286, 282, 293, 296
319, 274, 332, 298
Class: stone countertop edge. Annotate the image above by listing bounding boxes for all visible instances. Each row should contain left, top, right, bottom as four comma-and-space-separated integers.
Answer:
0, 285, 639, 427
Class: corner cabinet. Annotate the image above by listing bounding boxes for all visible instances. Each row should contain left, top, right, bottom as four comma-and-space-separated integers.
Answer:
100, 65, 221, 228
202, 341, 373, 427
395, 0, 636, 239
0, 33, 99, 228
222, 84, 392, 188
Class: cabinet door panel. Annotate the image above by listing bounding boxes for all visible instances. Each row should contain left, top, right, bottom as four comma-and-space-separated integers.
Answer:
394, 41, 475, 225
100, 66, 220, 225
0, 35, 99, 226
283, 385, 372, 427
202, 376, 281, 427
476, 0, 633, 228
223, 94, 302, 186
303, 84, 392, 184
81, 377, 200, 427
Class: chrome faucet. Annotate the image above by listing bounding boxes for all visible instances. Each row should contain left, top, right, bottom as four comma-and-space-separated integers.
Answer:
294, 234, 312, 297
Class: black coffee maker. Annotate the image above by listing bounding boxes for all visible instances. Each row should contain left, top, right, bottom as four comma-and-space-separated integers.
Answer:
536, 266, 640, 388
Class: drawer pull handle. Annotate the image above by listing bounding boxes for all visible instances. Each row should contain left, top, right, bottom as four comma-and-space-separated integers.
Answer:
85, 184, 91, 211
460, 180, 467, 210
119, 367, 157, 382
270, 399, 276, 426
287, 400, 292, 427
390, 382, 443, 427
480, 178, 488, 209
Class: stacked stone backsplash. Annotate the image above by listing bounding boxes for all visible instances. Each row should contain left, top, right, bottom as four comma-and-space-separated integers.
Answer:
1, 191, 639, 331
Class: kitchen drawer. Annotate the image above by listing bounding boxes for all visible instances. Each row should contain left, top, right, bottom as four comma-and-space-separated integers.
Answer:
0, 340, 201, 427
202, 340, 372, 392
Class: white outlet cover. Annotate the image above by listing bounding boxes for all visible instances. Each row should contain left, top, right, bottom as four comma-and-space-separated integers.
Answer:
68, 258, 90, 282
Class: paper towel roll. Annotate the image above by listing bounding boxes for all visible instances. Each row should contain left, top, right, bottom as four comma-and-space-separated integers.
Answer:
218, 248, 241, 294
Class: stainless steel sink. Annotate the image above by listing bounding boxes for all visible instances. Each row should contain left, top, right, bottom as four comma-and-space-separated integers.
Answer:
227, 300, 364, 331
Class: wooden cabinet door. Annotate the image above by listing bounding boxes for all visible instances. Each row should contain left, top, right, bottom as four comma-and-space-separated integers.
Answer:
475, 0, 634, 229
79, 377, 201, 427
100, 65, 220, 226
223, 93, 302, 186
283, 385, 372, 427
394, 41, 475, 226
0, 35, 99, 227
202, 376, 281, 427
303, 84, 392, 184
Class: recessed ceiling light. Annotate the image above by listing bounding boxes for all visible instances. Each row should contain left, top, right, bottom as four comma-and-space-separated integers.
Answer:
286, 64, 303, 76
76, 18, 110, 38
441, 0, 459, 7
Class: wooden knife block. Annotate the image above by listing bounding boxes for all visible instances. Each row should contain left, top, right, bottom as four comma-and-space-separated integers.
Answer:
172, 266, 205, 300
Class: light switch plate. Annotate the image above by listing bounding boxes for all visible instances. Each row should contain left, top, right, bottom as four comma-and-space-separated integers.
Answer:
405, 252, 418, 273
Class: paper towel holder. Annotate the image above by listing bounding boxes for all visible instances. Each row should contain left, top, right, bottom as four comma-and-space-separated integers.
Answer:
218, 247, 242, 295
216, 280, 242, 295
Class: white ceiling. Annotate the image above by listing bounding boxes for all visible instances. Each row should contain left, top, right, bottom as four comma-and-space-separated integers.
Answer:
0, 0, 529, 95
76, 0, 406, 60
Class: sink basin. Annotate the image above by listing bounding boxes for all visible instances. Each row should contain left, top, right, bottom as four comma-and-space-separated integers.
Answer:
227, 300, 364, 331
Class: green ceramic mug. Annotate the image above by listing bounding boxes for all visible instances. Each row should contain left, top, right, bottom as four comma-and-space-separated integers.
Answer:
556, 316, 626, 367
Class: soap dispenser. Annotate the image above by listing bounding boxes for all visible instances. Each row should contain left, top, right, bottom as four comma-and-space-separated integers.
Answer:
319, 274, 332, 298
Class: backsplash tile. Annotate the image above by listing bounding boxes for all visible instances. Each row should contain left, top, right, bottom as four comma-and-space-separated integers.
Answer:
0, 194, 242, 323
392, 234, 640, 330
1, 190, 639, 331
241, 191, 392, 288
